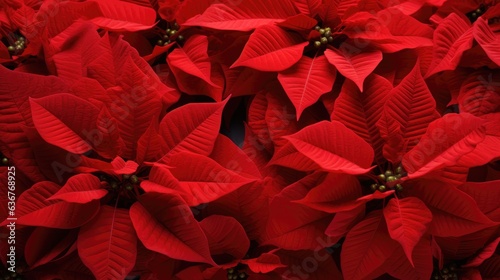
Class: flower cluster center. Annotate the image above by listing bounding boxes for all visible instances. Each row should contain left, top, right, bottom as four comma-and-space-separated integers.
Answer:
158, 22, 183, 46
227, 267, 248, 280
467, 4, 487, 22
4, 35, 26, 55
371, 166, 404, 192
310, 24, 346, 49
432, 263, 458, 280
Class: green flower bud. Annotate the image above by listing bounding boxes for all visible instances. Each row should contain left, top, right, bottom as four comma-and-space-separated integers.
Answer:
386, 176, 397, 182
130, 175, 139, 184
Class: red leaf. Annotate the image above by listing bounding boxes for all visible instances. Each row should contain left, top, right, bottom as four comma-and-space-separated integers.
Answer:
463, 237, 500, 268
473, 17, 500, 67
182, 0, 297, 31
478, 253, 500, 277
129, 192, 215, 265
457, 69, 500, 116
264, 90, 299, 149
159, 99, 227, 158
78, 206, 137, 280
3, 181, 100, 229
402, 114, 488, 179
290, 0, 321, 16
110, 157, 139, 175
277, 14, 318, 30
90, 0, 157, 31
341, 211, 399, 280
278, 55, 336, 119
276, 121, 374, 174
105, 54, 163, 160
294, 173, 362, 213
324, 205, 365, 243
136, 120, 167, 164
241, 250, 286, 273
25, 228, 77, 268
384, 236, 433, 280
150, 152, 258, 206
209, 134, 262, 179
425, 13, 473, 78
201, 182, 270, 242
404, 179, 498, 237
0, 66, 69, 181
381, 61, 440, 154
324, 48, 382, 91
199, 215, 250, 261
299, 189, 394, 213
332, 74, 392, 161
231, 24, 308, 71
49, 174, 107, 204
383, 197, 432, 265
30, 94, 100, 154
94, 106, 125, 159
264, 173, 333, 250
167, 35, 217, 87
458, 180, 500, 218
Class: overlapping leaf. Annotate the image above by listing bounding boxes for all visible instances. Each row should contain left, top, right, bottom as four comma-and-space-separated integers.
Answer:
341, 211, 398, 280
167, 35, 217, 87
404, 179, 498, 237
474, 17, 500, 66
159, 99, 227, 159
78, 206, 137, 280
1, 181, 100, 229
49, 174, 107, 204
278, 55, 336, 119
381, 61, 440, 154
425, 13, 473, 77
332, 74, 392, 161
129, 192, 215, 265
383, 197, 432, 265
231, 24, 308, 71
324, 48, 383, 91
182, 0, 297, 31
274, 121, 374, 174
151, 152, 258, 206
403, 113, 488, 178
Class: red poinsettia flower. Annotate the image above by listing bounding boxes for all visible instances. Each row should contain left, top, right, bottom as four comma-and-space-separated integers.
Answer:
0, 16, 262, 279
182, 0, 435, 119
263, 60, 500, 278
